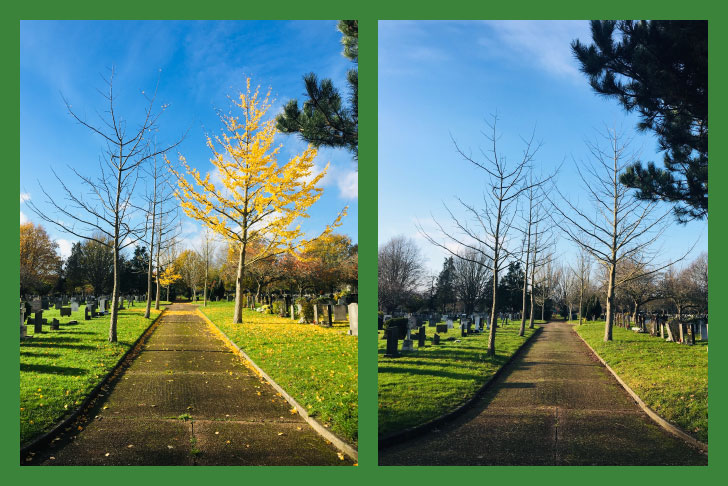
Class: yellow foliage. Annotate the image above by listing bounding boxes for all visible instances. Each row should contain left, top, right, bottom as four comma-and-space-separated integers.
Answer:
166, 78, 346, 270
158, 266, 182, 287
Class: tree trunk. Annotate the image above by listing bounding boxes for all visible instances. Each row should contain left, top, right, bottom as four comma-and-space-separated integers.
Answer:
233, 242, 246, 324
604, 262, 616, 341
203, 257, 208, 307
488, 265, 498, 356
155, 217, 161, 310
109, 244, 119, 343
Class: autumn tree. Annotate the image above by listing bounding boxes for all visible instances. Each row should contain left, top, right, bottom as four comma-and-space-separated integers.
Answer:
168, 79, 345, 324
176, 249, 205, 301
20, 222, 62, 295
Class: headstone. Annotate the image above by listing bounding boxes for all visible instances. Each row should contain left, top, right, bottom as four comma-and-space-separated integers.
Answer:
50, 318, 60, 330
699, 320, 708, 340
433, 333, 441, 345
313, 304, 319, 325
333, 304, 347, 322
34, 311, 43, 333
446, 319, 454, 329
99, 299, 107, 312
20, 305, 27, 339
401, 328, 415, 352
41, 297, 50, 310
347, 303, 358, 336
54, 299, 62, 310
436, 324, 448, 334
31, 299, 42, 313
85, 306, 91, 320
378, 314, 384, 330
461, 322, 467, 337
417, 325, 426, 347
475, 315, 482, 330
60, 307, 72, 317
71, 302, 79, 313
384, 327, 399, 357
326, 304, 333, 327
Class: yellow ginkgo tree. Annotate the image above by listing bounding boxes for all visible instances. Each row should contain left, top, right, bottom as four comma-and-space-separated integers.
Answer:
167, 79, 346, 323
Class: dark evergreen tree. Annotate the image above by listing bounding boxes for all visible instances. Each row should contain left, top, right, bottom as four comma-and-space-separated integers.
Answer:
126, 246, 150, 294
276, 20, 358, 160
434, 257, 456, 312
572, 20, 707, 222
498, 261, 525, 312
582, 294, 603, 321
64, 242, 85, 293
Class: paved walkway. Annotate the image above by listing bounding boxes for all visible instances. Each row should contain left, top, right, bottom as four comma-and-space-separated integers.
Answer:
380, 321, 707, 465
38, 304, 351, 465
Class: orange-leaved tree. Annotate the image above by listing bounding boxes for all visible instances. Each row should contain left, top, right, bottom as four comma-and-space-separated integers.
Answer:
167, 79, 346, 323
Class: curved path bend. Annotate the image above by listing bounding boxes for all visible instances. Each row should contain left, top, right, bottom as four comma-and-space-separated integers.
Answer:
37, 303, 352, 466
380, 321, 706, 466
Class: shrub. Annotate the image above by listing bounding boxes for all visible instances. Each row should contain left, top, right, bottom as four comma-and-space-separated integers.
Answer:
384, 317, 409, 339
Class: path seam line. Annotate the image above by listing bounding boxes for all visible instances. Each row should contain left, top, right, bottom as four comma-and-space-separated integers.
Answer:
573, 326, 708, 454
195, 308, 358, 462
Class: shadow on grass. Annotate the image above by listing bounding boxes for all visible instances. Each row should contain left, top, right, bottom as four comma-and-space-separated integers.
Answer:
20, 363, 88, 376
20, 351, 62, 359
20, 342, 96, 351
378, 365, 486, 382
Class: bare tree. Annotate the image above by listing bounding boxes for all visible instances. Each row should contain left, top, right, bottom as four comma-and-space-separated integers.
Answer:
378, 236, 425, 313
453, 247, 491, 315
27, 70, 181, 342
199, 227, 218, 307
420, 115, 541, 356
570, 247, 593, 325
548, 127, 677, 341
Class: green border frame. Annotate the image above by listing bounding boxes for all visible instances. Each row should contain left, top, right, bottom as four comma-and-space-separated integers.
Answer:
2, 1, 725, 483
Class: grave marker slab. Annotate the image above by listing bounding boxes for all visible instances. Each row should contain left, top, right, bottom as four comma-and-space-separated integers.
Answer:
348, 303, 358, 336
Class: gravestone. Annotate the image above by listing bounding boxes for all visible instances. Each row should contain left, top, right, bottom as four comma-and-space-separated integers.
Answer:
699, 320, 708, 340
401, 328, 414, 352
474, 315, 482, 330
60, 307, 72, 317
20, 305, 27, 339
326, 304, 333, 327
461, 322, 467, 337
62, 296, 69, 306
50, 318, 60, 330
446, 319, 454, 329
85, 306, 91, 320
433, 333, 441, 345
384, 327, 399, 357
71, 302, 79, 313
41, 297, 50, 310
436, 324, 448, 334
31, 299, 42, 313
55, 299, 62, 310
34, 311, 44, 333
99, 299, 107, 313
347, 303, 358, 336
417, 325, 426, 347
313, 304, 319, 325
333, 304, 347, 322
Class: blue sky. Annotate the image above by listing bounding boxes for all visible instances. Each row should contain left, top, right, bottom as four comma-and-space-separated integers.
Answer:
378, 20, 708, 277
20, 20, 358, 259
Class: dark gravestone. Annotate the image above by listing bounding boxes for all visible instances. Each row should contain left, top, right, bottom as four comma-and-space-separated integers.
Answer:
384, 327, 399, 357
41, 297, 50, 310
378, 314, 384, 330
436, 324, 448, 334
326, 304, 333, 327
418, 325, 426, 347
433, 333, 441, 345
461, 323, 467, 337
34, 311, 43, 333
50, 318, 60, 330
85, 307, 91, 320
55, 299, 62, 310
60, 307, 72, 317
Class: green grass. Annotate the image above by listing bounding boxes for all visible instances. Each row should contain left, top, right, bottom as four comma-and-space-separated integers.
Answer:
378, 320, 538, 437
198, 301, 358, 445
574, 320, 708, 443
20, 304, 164, 445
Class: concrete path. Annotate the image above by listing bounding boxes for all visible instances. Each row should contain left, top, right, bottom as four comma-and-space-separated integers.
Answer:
379, 321, 707, 465
38, 304, 352, 465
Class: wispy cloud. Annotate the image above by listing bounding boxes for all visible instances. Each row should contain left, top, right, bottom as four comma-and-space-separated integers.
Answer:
20, 211, 28, 224
20, 192, 31, 203
479, 20, 592, 82
56, 238, 73, 259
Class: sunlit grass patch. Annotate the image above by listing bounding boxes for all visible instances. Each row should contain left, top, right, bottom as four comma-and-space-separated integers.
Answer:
378, 320, 536, 437
199, 301, 358, 445
20, 305, 163, 445
575, 320, 708, 443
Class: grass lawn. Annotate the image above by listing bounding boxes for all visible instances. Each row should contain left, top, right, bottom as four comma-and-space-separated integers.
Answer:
378, 320, 538, 437
574, 320, 708, 443
20, 304, 165, 445
198, 301, 358, 445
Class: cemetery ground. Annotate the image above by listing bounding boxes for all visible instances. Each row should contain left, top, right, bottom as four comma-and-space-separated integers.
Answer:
379, 320, 707, 465
199, 301, 358, 446
20, 303, 167, 445
23, 303, 353, 466
378, 319, 538, 438
575, 320, 708, 443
